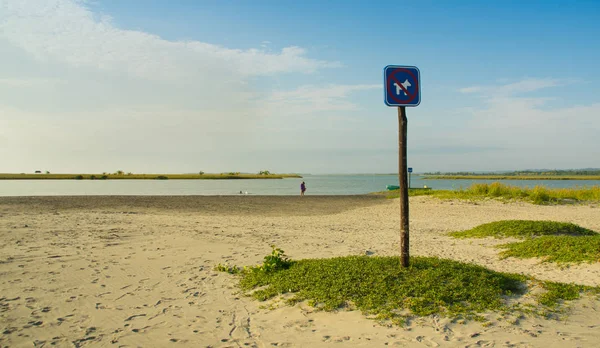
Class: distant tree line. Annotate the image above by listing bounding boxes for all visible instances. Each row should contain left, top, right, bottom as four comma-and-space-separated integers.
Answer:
423, 169, 600, 176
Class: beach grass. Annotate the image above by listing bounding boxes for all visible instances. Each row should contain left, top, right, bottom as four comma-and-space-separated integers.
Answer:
385, 183, 600, 204
422, 175, 600, 180
0, 173, 302, 180
449, 220, 598, 239
449, 220, 600, 264
499, 236, 600, 264
218, 247, 599, 325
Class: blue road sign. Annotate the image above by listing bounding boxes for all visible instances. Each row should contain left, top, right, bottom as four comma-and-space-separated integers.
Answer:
384, 65, 421, 107
408, 168, 413, 173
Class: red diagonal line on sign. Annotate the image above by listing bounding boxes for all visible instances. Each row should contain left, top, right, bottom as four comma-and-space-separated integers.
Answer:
390, 75, 414, 100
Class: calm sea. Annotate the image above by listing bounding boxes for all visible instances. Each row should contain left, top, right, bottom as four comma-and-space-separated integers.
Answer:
0, 175, 598, 196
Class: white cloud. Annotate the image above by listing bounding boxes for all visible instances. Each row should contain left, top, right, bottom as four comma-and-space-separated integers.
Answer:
458, 86, 482, 94
496, 78, 560, 95
0, 0, 340, 81
409, 78, 600, 172
264, 84, 379, 114
0, 78, 63, 87
3, 1, 596, 174
459, 78, 563, 97
0, 0, 384, 173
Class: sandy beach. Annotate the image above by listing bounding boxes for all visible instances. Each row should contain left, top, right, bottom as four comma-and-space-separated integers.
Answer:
1, 195, 600, 347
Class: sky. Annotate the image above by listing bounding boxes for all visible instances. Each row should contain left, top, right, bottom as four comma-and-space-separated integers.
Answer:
1, 0, 599, 174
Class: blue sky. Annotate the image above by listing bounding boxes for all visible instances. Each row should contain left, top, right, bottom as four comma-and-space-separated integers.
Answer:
1, 0, 599, 173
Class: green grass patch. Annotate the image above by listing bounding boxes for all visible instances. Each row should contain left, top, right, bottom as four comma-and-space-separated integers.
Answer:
536, 281, 591, 307
449, 220, 598, 239
384, 182, 600, 204
450, 220, 600, 264
423, 175, 600, 180
242, 255, 525, 317
219, 247, 599, 324
499, 236, 600, 264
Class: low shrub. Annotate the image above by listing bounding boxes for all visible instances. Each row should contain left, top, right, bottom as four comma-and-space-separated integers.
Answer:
449, 220, 597, 239
215, 247, 600, 324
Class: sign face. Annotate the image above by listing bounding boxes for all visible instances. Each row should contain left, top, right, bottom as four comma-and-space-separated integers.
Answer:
408, 168, 413, 173
384, 65, 421, 107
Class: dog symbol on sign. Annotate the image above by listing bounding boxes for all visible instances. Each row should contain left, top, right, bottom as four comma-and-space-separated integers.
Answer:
393, 79, 411, 96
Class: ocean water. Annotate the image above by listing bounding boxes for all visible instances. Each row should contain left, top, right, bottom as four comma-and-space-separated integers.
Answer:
0, 175, 598, 196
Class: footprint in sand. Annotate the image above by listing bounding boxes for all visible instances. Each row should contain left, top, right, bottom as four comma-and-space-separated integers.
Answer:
131, 325, 152, 333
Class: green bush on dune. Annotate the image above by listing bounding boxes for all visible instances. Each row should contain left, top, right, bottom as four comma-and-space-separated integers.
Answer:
499, 236, 600, 263
385, 183, 600, 204
450, 220, 600, 263
449, 220, 598, 239
216, 246, 600, 325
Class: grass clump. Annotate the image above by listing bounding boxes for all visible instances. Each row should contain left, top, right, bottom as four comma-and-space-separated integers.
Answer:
450, 220, 600, 264
449, 220, 598, 239
260, 245, 292, 272
240, 254, 526, 318
461, 183, 600, 204
214, 263, 241, 274
536, 281, 593, 307
423, 175, 600, 180
385, 183, 600, 204
499, 236, 600, 264
218, 247, 600, 324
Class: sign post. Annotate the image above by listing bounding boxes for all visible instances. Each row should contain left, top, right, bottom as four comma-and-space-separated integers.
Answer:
384, 65, 421, 268
408, 167, 413, 188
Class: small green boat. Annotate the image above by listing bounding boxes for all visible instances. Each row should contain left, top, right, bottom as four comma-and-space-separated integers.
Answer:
386, 185, 432, 191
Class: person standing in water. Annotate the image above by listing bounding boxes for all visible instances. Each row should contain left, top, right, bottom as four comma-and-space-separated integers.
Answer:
300, 181, 306, 196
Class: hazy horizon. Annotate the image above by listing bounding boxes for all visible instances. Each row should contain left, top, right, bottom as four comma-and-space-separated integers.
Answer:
5, 167, 600, 176
2, 0, 599, 174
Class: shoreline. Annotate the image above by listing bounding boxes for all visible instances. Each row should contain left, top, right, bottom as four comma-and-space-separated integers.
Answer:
0, 195, 387, 216
0, 173, 303, 180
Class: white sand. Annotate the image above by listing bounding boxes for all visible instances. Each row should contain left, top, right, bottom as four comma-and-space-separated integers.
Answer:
1, 195, 599, 347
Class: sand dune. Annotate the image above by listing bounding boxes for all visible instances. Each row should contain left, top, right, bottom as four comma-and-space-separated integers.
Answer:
1, 196, 599, 347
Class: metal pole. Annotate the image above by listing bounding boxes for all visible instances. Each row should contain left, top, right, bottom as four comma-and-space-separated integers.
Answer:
398, 106, 409, 267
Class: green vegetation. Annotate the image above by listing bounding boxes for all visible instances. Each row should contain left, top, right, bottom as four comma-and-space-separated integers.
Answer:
0, 172, 302, 180
214, 263, 242, 274
536, 281, 590, 307
499, 236, 600, 263
449, 220, 598, 239
423, 175, 600, 180
385, 183, 600, 204
449, 220, 600, 264
423, 169, 600, 180
217, 247, 599, 324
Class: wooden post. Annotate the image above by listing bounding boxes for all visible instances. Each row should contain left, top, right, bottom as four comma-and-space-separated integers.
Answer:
398, 106, 409, 267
